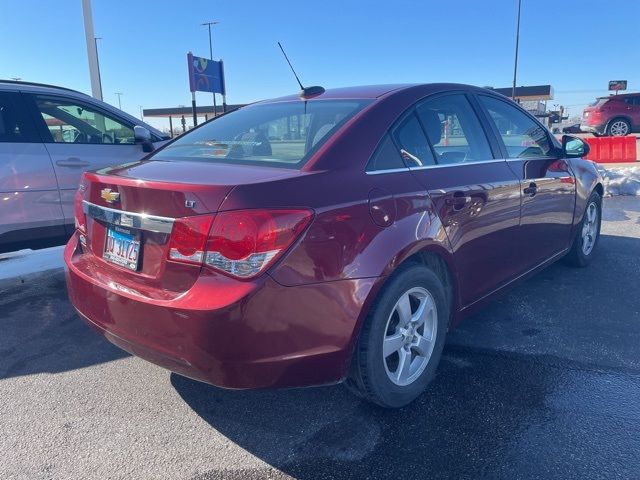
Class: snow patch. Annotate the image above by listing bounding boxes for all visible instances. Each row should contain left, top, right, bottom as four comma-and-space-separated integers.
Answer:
595, 164, 640, 196
0, 246, 64, 281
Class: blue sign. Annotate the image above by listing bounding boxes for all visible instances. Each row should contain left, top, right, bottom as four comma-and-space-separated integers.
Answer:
187, 52, 226, 94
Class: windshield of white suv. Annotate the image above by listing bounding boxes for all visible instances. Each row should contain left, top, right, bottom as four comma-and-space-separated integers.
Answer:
152, 100, 371, 169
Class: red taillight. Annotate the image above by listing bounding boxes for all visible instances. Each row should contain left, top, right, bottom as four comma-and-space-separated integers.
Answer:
167, 209, 313, 279
168, 215, 215, 264
206, 209, 313, 279
74, 189, 86, 233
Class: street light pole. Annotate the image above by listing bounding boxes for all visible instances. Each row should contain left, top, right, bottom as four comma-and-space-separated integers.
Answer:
115, 92, 123, 110
201, 21, 219, 117
94, 37, 103, 99
511, 0, 522, 101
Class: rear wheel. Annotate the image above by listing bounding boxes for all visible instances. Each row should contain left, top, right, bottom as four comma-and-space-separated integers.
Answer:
347, 264, 449, 408
565, 191, 602, 267
606, 118, 631, 136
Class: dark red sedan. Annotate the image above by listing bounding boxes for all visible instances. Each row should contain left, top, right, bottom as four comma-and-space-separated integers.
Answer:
65, 84, 603, 408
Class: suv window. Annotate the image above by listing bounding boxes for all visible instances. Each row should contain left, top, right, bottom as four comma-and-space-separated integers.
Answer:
624, 97, 640, 106
478, 95, 552, 158
0, 92, 39, 143
366, 134, 406, 172
391, 113, 436, 167
416, 94, 493, 164
34, 95, 135, 144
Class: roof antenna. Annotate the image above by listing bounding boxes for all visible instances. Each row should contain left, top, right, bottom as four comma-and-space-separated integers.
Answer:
277, 42, 325, 99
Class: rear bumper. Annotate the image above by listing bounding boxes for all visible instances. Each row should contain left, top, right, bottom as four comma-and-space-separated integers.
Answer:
64, 234, 378, 389
580, 123, 605, 135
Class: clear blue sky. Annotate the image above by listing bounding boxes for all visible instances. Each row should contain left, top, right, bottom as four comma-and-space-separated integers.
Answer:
2, 0, 638, 130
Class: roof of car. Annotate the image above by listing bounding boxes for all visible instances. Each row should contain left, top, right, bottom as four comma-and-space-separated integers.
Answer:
0, 79, 87, 95
259, 83, 494, 103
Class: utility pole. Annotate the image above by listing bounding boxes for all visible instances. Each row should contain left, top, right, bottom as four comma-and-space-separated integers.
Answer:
82, 0, 103, 100
139, 105, 144, 121
511, 0, 522, 102
94, 37, 103, 98
115, 92, 123, 110
201, 21, 219, 117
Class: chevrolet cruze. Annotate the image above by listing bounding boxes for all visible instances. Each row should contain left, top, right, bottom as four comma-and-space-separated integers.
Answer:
65, 84, 603, 408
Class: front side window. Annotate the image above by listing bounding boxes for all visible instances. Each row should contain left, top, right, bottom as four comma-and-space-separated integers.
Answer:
153, 100, 370, 169
415, 94, 494, 164
34, 95, 135, 145
479, 95, 552, 158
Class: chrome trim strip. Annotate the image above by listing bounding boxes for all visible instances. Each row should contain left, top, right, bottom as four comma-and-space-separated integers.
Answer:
365, 167, 411, 175
82, 201, 175, 234
365, 159, 508, 175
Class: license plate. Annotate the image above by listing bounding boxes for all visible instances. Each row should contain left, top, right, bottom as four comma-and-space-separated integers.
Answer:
104, 228, 140, 271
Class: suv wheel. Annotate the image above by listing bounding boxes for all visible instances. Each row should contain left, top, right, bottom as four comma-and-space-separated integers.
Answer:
607, 118, 631, 136
347, 264, 448, 408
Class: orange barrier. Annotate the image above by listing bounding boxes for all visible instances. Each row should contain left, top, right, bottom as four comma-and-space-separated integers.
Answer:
582, 136, 637, 163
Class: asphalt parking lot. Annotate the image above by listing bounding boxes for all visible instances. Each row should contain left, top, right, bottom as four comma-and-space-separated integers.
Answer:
1, 197, 639, 480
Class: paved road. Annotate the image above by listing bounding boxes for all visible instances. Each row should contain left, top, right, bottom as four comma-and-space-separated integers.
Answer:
1, 197, 639, 480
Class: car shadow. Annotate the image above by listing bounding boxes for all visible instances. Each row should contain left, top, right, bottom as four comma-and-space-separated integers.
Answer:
171, 233, 640, 479
0, 269, 128, 379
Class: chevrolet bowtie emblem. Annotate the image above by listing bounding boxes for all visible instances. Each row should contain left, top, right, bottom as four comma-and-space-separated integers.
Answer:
100, 188, 120, 204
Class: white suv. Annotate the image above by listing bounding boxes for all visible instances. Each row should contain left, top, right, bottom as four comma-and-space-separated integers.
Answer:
0, 80, 169, 253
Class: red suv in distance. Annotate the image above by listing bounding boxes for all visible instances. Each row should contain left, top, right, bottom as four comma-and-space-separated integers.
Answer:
65, 84, 603, 408
581, 93, 640, 136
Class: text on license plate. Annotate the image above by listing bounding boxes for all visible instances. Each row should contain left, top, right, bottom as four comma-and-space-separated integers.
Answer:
104, 228, 140, 271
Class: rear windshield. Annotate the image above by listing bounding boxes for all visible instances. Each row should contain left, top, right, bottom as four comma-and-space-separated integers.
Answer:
589, 98, 609, 107
152, 99, 370, 169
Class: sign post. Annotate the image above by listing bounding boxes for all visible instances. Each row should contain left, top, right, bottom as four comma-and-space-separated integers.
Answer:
187, 52, 227, 125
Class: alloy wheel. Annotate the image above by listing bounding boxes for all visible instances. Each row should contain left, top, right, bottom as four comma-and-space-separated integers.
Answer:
581, 202, 599, 255
609, 120, 629, 136
382, 287, 437, 386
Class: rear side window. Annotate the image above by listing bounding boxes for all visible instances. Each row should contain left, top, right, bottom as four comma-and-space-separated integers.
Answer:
391, 113, 436, 167
416, 94, 493, 164
33, 95, 135, 145
0, 92, 38, 143
478, 95, 552, 158
153, 100, 370, 169
366, 134, 405, 172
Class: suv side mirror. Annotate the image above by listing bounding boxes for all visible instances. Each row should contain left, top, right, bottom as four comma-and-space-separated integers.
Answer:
134, 126, 154, 153
562, 135, 590, 158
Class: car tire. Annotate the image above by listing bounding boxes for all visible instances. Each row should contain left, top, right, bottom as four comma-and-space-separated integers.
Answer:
565, 191, 602, 267
606, 118, 631, 137
346, 264, 449, 408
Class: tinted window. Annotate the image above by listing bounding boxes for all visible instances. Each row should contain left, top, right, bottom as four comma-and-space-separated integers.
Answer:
479, 95, 552, 158
0, 92, 38, 143
416, 94, 493, 164
392, 113, 435, 167
153, 100, 370, 169
366, 134, 405, 172
34, 95, 135, 144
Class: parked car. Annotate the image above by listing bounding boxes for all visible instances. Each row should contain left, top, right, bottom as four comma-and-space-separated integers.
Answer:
0, 80, 169, 253
562, 123, 583, 134
581, 93, 640, 136
65, 84, 603, 408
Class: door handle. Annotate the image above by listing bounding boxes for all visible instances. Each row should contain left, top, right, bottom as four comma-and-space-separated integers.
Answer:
56, 157, 91, 168
445, 191, 472, 211
523, 182, 538, 196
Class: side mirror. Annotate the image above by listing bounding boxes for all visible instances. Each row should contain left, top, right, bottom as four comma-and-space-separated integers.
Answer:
562, 135, 590, 158
134, 126, 154, 153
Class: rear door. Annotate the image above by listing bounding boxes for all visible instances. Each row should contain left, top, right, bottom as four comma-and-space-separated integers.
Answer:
25, 93, 148, 228
0, 91, 64, 249
395, 92, 522, 308
476, 94, 576, 268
